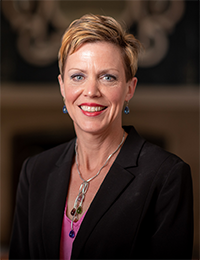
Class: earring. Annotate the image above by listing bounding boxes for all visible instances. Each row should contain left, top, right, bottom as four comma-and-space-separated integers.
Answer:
124, 101, 130, 115
62, 97, 68, 114
63, 105, 68, 114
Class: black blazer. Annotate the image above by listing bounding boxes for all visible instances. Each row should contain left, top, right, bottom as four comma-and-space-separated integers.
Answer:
9, 126, 193, 259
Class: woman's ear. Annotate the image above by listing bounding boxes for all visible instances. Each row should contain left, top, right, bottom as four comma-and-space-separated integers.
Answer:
125, 77, 138, 101
58, 74, 65, 98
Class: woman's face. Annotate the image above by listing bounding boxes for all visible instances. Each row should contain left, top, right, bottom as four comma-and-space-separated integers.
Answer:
58, 41, 137, 135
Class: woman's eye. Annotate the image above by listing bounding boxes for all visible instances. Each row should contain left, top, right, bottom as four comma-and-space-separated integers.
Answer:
102, 74, 117, 82
71, 74, 84, 81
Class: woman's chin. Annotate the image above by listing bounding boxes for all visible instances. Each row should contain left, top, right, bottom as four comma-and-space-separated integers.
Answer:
74, 121, 111, 136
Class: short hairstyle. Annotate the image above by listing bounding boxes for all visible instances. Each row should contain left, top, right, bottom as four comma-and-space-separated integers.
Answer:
58, 14, 142, 81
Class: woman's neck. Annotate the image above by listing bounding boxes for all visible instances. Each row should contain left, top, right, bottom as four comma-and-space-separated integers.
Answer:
74, 127, 126, 176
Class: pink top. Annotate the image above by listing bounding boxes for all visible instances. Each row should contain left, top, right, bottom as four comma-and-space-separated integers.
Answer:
60, 200, 87, 260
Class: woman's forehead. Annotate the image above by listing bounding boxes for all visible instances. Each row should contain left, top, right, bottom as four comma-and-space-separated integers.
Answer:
67, 41, 123, 64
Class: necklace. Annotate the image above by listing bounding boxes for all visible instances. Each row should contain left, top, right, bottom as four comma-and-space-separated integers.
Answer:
68, 131, 125, 238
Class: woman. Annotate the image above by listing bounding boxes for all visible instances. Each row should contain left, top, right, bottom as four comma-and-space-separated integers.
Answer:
9, 14, 193, 259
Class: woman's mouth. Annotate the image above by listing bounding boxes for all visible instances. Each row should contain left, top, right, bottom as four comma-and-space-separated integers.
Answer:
79, 103, 107, 116
80, 105, 106, 112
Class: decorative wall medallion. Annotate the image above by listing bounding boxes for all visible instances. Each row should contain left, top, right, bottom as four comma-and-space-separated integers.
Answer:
120, 0, 185, 67
2, 0, 185, 67
2, 0, 66, 66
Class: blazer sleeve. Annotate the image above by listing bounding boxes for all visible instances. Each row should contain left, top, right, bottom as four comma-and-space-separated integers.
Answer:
9, 158, 31, 259
148, 160, 193, 259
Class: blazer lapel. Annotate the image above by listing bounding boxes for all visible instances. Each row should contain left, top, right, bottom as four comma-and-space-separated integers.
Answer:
42, 140, 75, 259
72, 126, 146, 258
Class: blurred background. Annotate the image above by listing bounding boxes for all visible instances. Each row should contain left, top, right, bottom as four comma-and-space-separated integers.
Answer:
1, 0, 199, 258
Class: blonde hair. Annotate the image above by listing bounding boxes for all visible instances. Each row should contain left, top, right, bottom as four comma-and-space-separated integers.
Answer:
58, 14, 142, 81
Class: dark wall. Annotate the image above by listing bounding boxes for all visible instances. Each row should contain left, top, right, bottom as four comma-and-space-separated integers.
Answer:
135, 1, 199, 85
1, 0, 199, 84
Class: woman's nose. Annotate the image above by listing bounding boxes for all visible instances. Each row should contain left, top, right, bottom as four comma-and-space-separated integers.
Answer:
83, 79, 101, 97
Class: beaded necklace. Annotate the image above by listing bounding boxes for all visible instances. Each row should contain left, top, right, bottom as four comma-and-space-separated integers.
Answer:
68, 131, 125, 238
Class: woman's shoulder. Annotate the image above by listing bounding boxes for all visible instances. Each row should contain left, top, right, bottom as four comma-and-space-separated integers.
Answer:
142, 139, 183, 165
24, 138, 76, 173
138, 138, 192, 192
124, 126, 192, 196
33, 137, 75, 158
125, 125, 190, 173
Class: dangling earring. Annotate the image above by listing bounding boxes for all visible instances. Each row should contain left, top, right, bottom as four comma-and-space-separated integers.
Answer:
62, 97, 68, 114
124, 101, 130, 115
63, 105, 68, 114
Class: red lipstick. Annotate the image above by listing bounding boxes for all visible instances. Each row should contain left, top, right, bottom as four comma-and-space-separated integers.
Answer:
79, 103, 107, 117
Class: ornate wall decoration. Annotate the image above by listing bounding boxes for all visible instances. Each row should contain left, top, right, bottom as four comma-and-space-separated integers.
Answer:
2, 0, 185, 68
2, 0, 67, 66
121, 0, 185, 67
